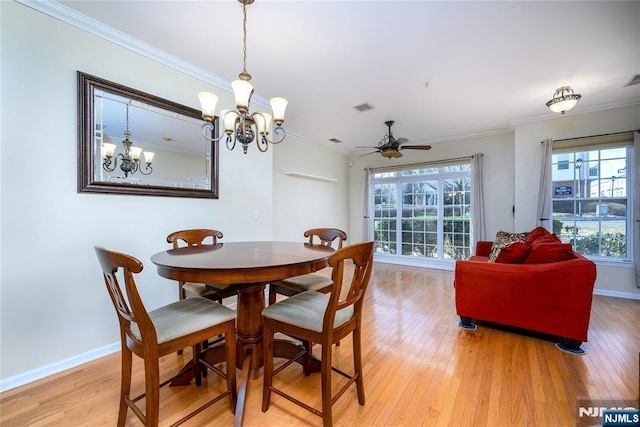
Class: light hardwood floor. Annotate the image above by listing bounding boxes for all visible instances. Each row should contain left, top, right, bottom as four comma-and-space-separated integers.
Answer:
1, 263, 639, 426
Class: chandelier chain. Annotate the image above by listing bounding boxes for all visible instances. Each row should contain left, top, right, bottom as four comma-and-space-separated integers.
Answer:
242, 2, 248, 76
125, 102, 130, 136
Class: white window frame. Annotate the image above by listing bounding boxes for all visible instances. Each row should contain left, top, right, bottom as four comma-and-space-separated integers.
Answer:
368, 161, 472, 269
551, 137, 635, 265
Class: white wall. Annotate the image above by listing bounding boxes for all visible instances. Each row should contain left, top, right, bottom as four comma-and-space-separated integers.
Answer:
273, 139, 350, 242
0, 2, 349, 388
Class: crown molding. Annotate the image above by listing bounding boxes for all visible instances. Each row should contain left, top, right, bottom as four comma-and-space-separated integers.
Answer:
13, 0, 273, 106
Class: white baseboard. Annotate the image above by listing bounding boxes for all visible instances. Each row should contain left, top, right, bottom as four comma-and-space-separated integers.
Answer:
593, 288, 640, 300
0, 342, 120, 393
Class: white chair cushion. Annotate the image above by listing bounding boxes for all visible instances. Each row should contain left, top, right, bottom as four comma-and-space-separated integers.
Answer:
262, 291, 354, 333
130, 297, 236, 344
275, 273, 332, 292
182, 282, 219, 297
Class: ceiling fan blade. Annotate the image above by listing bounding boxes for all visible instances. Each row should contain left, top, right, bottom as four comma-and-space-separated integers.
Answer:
400, 145, 432, 150
355, 146, 379, 149
393, 151, 404, 158
360, 151, 378, 157
394, 137, 410, 145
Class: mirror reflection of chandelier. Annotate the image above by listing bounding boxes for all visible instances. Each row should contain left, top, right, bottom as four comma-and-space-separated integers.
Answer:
102, 102, 155, 177
198, 0, 288, 154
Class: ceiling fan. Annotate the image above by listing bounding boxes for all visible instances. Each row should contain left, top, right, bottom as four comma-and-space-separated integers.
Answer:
357, 120, 432, 158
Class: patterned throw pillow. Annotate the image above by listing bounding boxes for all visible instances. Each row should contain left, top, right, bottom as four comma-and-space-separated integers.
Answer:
488, 230, 528, 262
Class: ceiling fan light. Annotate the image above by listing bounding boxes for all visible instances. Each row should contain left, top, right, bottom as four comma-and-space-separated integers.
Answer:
381, 148, 397, 158
546, 86, 581, 114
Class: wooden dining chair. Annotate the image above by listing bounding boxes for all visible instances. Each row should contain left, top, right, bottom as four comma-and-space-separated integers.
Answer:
95, 246, 237, 426
167, 229, 238, 303
261, 241, 374, 427
267, 228, 347, 306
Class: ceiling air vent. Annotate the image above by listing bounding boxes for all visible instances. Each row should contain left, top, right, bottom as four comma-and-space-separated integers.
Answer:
353, 102, 375, 112
624, 74, 640, 87
329, 138, 342, 143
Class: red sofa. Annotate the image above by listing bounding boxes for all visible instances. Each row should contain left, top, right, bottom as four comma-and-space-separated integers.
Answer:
454, 237, 597, 353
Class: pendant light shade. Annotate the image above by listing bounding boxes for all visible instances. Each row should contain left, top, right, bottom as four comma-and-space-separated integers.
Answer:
546, 86, 582, 114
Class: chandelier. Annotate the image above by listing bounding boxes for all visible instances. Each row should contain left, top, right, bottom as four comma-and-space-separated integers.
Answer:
546, 86, 582, 114
198, 0, 288, 154
102, 102, 154, 177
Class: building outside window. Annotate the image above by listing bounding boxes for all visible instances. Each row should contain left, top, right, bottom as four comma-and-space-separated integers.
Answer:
370, 163, 472, 263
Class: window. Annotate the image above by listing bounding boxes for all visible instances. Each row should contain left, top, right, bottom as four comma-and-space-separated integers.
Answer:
370, 163, 472, 262
551, 143, 633, 261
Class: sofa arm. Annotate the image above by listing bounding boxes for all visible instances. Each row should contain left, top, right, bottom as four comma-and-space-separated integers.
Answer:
454, 256, 596, 342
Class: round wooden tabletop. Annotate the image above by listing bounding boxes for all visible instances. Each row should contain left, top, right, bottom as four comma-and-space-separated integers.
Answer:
150, 241, 334, 287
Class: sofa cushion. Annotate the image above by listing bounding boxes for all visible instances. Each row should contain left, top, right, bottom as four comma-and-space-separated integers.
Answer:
524, 241, 575, 263
489, 230, 528, 262
495, 242, 531, 264
525, 226, 551, 244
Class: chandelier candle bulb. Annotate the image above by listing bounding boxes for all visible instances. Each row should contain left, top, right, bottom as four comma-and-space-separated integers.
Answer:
269, 97, 288, 125
255, 112, 272, 135
221, 110, 239, 135
130, 146, 143, 161
198, 92, 218, 122
231, 80, 254, 113
102, 143, 116, 159
144, 152, 155, 165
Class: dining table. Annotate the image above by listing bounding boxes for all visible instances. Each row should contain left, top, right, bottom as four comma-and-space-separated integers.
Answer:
150, 240, 335, 426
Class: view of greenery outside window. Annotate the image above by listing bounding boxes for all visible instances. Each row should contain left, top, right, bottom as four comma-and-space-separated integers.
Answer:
551, 146, 631, 260
371, 164, 471, 261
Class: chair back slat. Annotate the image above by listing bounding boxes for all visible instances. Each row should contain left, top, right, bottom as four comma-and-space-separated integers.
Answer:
167, 229, 223, 249
304, 228, 347, 249
323, 241, 374, 331
94, 246, 156, 346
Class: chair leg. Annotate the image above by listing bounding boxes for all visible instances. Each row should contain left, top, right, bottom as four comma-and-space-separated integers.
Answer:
143, 357, 161, 426
178, 283, 186, 356
353, 329, 365, 405
321, 342, 333, 427
268, 284, 277, 305
193, 343, 203, 387
117, 347, 133, 427
226, 321, 237, 412
302, 340, 313, 376
261, 319, 274, 412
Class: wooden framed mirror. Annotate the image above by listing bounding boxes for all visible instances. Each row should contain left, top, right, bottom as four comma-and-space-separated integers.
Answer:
77, 71, 219, 198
